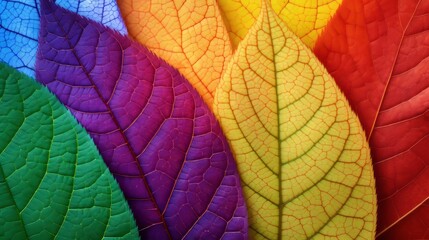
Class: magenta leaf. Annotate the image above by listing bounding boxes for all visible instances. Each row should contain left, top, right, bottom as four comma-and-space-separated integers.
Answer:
35, 1, 248, 239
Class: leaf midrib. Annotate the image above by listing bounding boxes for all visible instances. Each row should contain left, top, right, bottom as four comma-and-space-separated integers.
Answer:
44, 3, 172, 238
261, 4, 284, 239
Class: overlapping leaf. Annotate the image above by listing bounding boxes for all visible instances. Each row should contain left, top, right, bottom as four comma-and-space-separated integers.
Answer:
2, 0, 426, 238
117, 0, 232, 107
314, 0, 429, 238
0, 62, 139, 239
217, 0, 342, 49
35, 1, 247, 239
214, 2, 376, 239
0, 0, 126, 77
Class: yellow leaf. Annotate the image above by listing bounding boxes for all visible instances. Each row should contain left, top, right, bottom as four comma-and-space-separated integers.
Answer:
218, 0, 341, 49
213, 2, 376, 239
117, 0, 232, 107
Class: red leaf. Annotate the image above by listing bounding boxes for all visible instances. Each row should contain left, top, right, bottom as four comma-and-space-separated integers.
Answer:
314, 0, 429, 238
377, 199, 429, 239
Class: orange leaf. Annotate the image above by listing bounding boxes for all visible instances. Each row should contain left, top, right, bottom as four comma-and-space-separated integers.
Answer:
117, 0, 232, 107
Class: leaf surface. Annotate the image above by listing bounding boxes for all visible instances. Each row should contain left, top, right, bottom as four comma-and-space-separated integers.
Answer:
117, 0, 232, 107
374, 199, 429, 239
314, 0, 429, 237
0, 0, 126, 77
214, 2, 376, 239
36, 1, 247, 239
0, 62, 139, 239
217, 0, 342, 49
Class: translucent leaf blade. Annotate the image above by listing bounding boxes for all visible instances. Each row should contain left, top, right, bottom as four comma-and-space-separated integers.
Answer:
36, 1, 248, 239
0, 0, 126, 77
217, 0, 342, 49
314, 0, 429, 237
214, 2, 376, 239
0, 62, 139, 239
117, 0, 232, 107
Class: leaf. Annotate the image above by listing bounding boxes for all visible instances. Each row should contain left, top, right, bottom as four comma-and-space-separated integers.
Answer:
116, 0, 232, 107
217, 0, 342, 49
213, 1, 376, 239
376, 199, 429, 239
0, 62, 139, 239
55, 0, 128, 34
36, 1, 248, 239
0, 0, 127, 77
313, 0, 429, 237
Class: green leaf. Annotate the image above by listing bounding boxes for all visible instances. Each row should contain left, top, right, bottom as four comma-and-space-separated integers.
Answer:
0, 62, 139, 239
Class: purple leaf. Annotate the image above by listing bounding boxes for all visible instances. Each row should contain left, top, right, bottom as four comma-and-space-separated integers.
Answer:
36, 1, 248, 239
